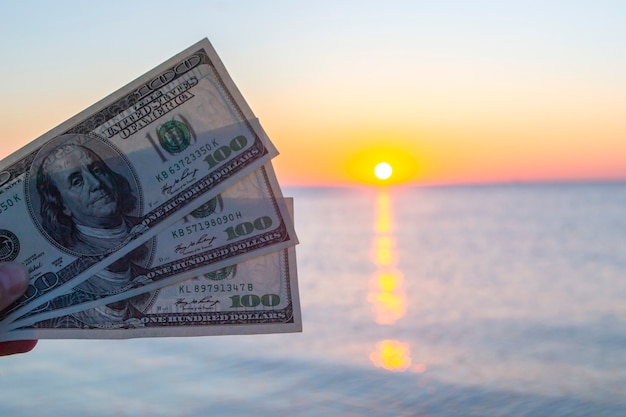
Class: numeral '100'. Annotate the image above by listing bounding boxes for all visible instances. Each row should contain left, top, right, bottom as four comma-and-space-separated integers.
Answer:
204, 135, 248, 168
229, 294, 280, 308
224, 216, 273, 240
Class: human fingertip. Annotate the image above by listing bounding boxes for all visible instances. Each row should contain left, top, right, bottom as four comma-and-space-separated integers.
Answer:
0, 340, 38, 356
0, 262, 29, 298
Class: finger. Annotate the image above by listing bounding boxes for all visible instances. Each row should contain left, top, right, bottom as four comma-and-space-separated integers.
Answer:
0, 340, 38, 356
0, 262, 29, 311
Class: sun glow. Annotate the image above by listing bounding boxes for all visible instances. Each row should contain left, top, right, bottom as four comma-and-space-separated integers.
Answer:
374, 162, 393, 180
346, 146, 419, 186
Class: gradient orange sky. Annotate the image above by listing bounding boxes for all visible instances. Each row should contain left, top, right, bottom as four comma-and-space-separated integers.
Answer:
1, 1, 624, 186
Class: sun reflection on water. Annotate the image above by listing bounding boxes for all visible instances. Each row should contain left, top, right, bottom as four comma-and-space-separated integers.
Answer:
371, 236, 396, 267
374, 191, 392, 234
370, 340, 412, 372
368, 190, 424, 373
368, 269, 406, 325
368, 190, 406, 325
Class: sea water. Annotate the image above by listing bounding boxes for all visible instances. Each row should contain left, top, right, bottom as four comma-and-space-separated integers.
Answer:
1, 183, 625, 416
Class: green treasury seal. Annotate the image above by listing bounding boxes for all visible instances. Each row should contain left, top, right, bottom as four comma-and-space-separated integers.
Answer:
158, 120, 192, 154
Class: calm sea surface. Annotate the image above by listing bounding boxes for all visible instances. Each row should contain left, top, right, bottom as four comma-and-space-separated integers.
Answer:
1, 183, 625, 416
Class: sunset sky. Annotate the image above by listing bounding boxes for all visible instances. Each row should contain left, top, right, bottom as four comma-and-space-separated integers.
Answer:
1, 1, 624, 186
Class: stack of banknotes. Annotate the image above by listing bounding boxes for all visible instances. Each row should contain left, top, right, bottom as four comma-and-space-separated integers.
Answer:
0, 39, 301, 340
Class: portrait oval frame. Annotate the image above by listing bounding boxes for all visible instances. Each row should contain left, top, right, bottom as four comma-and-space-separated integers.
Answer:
25, 132, 143, 257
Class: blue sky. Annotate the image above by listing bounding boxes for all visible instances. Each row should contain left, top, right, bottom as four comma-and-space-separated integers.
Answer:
1, 1, 625, 184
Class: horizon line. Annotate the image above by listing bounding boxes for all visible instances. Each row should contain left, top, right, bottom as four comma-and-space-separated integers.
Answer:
279, 178, 626, 189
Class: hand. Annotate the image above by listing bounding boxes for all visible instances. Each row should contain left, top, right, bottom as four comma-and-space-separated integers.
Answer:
0, 262, 37, 356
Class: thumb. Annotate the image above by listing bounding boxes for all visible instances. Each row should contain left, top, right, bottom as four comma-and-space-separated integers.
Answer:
0, 262, 29, 311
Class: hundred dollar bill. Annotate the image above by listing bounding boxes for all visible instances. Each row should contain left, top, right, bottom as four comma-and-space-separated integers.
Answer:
2, 164, 297, 329
0, 201, 300, 339
0, 39, 279, 323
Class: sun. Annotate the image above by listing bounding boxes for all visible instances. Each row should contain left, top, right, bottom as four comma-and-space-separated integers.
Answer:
346, 147, 418, 185
374, 162, 393, 180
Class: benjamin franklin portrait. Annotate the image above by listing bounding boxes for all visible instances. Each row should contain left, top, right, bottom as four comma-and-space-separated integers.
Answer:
28, 133, 156, 325
29, 133, 143, 256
